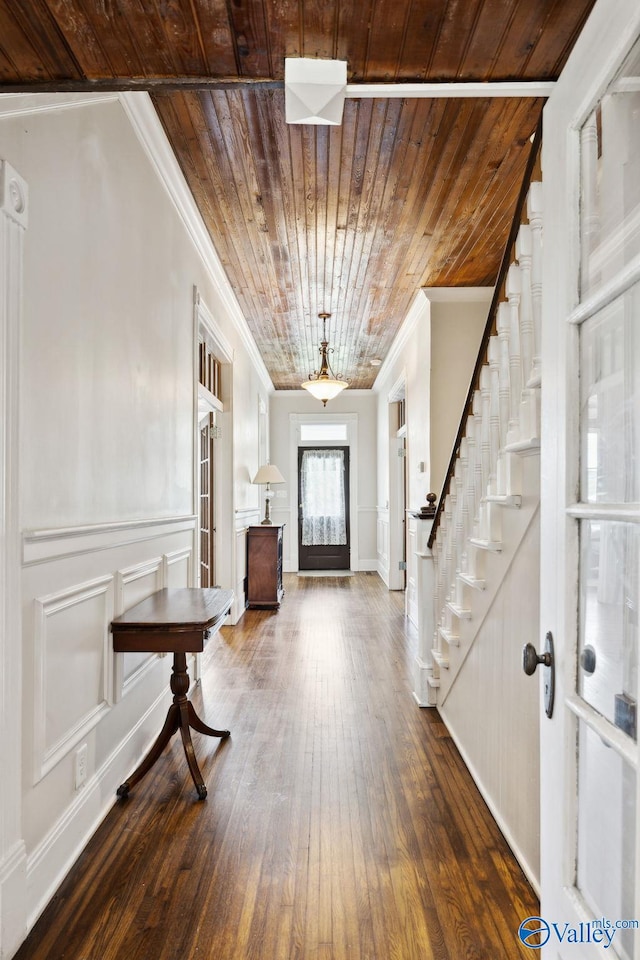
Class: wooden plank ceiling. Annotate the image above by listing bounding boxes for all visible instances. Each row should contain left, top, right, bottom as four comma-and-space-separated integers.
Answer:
0, 0, 595, 389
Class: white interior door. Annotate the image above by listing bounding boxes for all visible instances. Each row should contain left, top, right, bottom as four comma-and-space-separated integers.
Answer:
538, 3, 640, 958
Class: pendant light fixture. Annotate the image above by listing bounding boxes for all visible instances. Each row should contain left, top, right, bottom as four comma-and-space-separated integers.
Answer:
301, 312, 349, 406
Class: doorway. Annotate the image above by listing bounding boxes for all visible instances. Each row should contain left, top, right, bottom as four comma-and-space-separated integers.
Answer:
298, 446, 350, 570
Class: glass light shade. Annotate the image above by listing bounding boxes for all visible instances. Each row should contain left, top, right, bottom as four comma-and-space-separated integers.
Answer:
252, 463, 285, 485
301, 377, 348, 402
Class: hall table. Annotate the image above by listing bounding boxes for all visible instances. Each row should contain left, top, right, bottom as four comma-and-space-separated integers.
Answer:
111, 587, 233, 800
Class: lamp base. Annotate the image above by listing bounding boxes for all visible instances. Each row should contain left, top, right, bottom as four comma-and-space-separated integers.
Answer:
261, 490, 273, 525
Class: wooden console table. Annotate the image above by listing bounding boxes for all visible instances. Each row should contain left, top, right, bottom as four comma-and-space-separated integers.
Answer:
111, 587, 233, 800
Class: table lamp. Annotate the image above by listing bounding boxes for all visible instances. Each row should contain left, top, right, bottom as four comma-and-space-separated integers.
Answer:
252, 463, 285, 524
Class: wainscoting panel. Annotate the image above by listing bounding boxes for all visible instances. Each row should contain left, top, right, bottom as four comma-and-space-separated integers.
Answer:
33, 576, 114, 783
163, 547, 192, 588
376, 509, 390, 584
21, 514, 197, 914
115, 557, 164, 697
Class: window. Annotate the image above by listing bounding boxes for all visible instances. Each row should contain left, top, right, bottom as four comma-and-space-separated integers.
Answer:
299, 422, 347, 443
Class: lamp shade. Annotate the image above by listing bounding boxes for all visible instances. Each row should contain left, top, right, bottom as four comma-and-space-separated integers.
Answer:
301, 376, 348, 403
252, 464, 285, 485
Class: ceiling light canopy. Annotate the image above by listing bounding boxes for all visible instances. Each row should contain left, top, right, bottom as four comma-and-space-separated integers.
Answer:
301, 313, 349, 406
285, 58, 347, 125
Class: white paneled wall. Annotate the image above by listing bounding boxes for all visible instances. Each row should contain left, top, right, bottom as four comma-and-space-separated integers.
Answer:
21, 518, 196, 919
439, 515, 541, 887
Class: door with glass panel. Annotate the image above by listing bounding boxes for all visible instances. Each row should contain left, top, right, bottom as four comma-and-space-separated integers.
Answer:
298, 447, 350, 570
199, 414, 215, 587
538, 7, 640, 958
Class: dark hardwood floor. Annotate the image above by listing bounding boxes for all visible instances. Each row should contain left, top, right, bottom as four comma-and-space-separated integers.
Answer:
15, 573, 538, 960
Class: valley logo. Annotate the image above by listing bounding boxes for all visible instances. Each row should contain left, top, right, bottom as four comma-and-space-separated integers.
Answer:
518, 917, 618, 950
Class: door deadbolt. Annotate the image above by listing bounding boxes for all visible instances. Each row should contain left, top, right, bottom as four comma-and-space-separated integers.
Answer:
522, 631, 555, 719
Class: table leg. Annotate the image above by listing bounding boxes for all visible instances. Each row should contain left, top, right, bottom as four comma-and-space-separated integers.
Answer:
117, 651, 229, 800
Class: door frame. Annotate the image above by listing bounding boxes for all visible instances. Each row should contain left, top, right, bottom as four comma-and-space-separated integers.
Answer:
298, 445, 351, 570
539, 1, 640, 953
193, 289, 233, 600
288, 413, 360, 572
388, 377, 408, 590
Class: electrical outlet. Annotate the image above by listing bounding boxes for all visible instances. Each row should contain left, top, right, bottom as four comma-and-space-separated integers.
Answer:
75, 743, 88, 790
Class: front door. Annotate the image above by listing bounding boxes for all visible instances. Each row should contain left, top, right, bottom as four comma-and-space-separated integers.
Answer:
298, 446, 350, 570
537, 5, 640, 957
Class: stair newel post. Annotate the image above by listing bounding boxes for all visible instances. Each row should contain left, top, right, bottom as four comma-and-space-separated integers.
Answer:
432, 537, 443, 666
436, 506, 448, 635
527, 182, 543, 387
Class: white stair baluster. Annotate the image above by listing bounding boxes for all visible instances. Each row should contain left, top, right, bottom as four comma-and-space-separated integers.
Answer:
487, 336, 501, 496
479, 365, 491, 497
527, 181, 543, 387
516, 223, 534, 386
505, 263, 522, 446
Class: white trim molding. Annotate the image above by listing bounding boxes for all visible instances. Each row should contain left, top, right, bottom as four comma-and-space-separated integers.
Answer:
22, 514, 197, 565
346, 80, 555, 99
0, 158, 28, 959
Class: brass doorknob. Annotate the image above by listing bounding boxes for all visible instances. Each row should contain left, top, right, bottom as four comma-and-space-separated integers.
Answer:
522, 642, 552, 676
522, 633, 555, 719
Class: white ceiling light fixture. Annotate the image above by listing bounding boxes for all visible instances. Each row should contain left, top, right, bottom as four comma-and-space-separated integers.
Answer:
285, 57, 347, 125
301, 312, 349, 406
284, 57, 554, 128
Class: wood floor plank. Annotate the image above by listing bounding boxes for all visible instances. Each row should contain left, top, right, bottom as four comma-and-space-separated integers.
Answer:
14, 573, 538, 960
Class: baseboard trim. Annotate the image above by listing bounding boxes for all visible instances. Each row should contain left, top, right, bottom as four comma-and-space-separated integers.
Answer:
24, 685, 171, 933
439, 703, 540, 897
0, 840, 27, 960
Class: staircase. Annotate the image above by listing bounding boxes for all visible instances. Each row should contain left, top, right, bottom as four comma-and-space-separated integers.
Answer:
429, 180, 543, 701
412, 174, 544, 890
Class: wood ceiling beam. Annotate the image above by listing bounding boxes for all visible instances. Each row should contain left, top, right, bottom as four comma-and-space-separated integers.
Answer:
0, 77, 554, 97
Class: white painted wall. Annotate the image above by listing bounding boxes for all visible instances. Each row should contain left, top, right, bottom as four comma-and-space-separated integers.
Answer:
374, 292, 430, 588
429, 296, 489, 497
269, 390, 378, 572
374, 288, 489, 587
439, 511, 541, 889
0, 93, 270, 955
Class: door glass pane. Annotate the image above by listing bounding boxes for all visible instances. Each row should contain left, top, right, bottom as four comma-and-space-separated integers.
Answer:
580, 283, 640, 504
578, 519, 639, 738
300, 448, 346, 546
577, 719, 636, 959
580, 36, 640, 298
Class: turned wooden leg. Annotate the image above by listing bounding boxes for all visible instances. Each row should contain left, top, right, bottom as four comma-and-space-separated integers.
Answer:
117, 650, 230, 800
116, 703, 180, 797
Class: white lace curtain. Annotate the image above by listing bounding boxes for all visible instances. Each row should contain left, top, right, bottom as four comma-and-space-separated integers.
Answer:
300, 448, 347, 546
